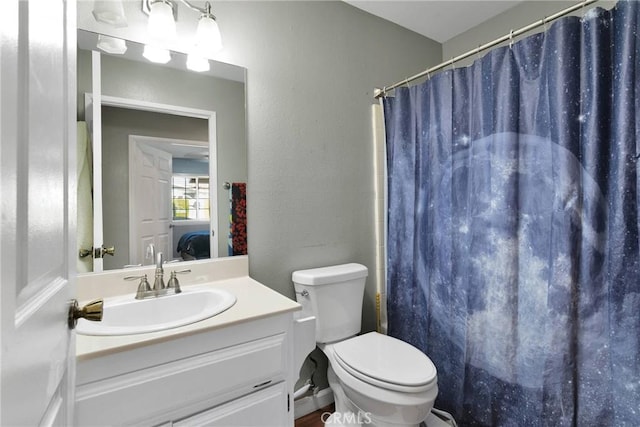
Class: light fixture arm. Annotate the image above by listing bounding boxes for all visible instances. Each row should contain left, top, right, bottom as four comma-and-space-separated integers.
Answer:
143, 0, 217, 20
177, 0, 216, 20
142, 0, 222, 57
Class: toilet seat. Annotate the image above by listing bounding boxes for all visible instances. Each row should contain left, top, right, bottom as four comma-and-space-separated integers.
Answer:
331, 332, 437, 393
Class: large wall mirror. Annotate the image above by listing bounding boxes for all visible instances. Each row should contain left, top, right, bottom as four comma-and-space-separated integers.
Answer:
77, 30, 247, 273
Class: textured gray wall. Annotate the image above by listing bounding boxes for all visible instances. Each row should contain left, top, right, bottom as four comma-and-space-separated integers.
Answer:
212, 1, 441, 334
77, 0, 441, 392
211, 1, 441, 391
79, 0, 440, 334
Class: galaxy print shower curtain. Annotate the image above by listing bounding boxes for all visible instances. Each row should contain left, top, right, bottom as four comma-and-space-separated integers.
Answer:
383, 1, 639, 425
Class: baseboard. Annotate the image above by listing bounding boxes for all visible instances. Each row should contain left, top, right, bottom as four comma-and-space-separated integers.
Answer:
294, 387, 335, 419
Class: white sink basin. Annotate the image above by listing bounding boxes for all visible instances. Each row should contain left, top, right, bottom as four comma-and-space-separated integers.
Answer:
76, 288, 236, 336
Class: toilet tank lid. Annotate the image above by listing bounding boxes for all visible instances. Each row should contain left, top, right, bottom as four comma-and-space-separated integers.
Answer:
292, 263, 368, 286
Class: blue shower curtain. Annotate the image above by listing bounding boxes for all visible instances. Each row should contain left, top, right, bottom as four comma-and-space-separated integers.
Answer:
383, 1, 639, 425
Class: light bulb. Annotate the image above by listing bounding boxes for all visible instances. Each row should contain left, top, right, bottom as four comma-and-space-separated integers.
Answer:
196, 15, 223, 54
97, 35, 127, 55
148, 0, 176, 41
143, 45, 171, 64
92, 0, 128, 28
186, 53, 210, 72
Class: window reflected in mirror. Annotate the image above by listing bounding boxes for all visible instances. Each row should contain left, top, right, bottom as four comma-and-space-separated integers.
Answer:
172, 176, 210, 221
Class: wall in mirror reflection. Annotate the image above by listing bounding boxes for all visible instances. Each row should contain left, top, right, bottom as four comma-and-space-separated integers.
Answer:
77, 47, 247, 271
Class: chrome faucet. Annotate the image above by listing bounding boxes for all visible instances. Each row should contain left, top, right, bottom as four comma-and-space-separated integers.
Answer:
146, 243, 156, 266
125, 252, 191, 300
153, 252, 165, 291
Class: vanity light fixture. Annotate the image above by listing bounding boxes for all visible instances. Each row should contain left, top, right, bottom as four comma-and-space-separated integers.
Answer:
143, 45, 171, 64
194, 2, 223, 54
186, 53, 210, 72
92, 0, 128, 28
142, 0, 223, 52
147, 0, 177, 41
97, 35, 128, 55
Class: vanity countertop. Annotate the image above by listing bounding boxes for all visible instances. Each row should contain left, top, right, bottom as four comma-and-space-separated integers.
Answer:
76, 258, 300, 361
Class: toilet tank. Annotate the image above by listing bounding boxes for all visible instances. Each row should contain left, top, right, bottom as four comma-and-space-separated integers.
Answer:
292, 263, 368, 344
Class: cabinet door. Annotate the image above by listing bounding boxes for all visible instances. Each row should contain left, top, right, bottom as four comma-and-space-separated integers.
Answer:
76, 332, 287, 426
173, 382, 289, 427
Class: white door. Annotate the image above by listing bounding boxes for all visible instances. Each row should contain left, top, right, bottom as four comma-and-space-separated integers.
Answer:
129, 138, 173, 265
0, 0, 76, 425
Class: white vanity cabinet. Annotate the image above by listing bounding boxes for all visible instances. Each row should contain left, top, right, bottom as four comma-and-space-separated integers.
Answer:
172, 382, 288, 426
75, 309, 297, 426
74, 258, 316, 426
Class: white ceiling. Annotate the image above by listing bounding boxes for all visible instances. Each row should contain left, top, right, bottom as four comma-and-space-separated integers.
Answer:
344, 1, 525, 43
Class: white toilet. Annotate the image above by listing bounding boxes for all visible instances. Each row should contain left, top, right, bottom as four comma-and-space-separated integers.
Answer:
293, 263, 441, 427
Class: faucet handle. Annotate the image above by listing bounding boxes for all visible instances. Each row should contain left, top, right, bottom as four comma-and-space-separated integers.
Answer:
125, 274, 152, 299
167, 269, 191, 294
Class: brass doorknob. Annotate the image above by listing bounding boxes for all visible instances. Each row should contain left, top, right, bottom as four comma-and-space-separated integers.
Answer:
68, 299, 103, 329
97, 246, 115, 258
78, 248, 93, 258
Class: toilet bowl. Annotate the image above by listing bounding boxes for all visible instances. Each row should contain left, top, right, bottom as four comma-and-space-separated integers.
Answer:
322, 332, 438, 427
293, 264, 442, 427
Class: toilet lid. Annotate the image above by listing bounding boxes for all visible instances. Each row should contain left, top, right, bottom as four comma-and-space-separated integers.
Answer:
332, 332, 437, 391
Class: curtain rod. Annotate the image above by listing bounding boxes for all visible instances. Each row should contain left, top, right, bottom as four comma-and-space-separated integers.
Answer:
374, 0, 599, 99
